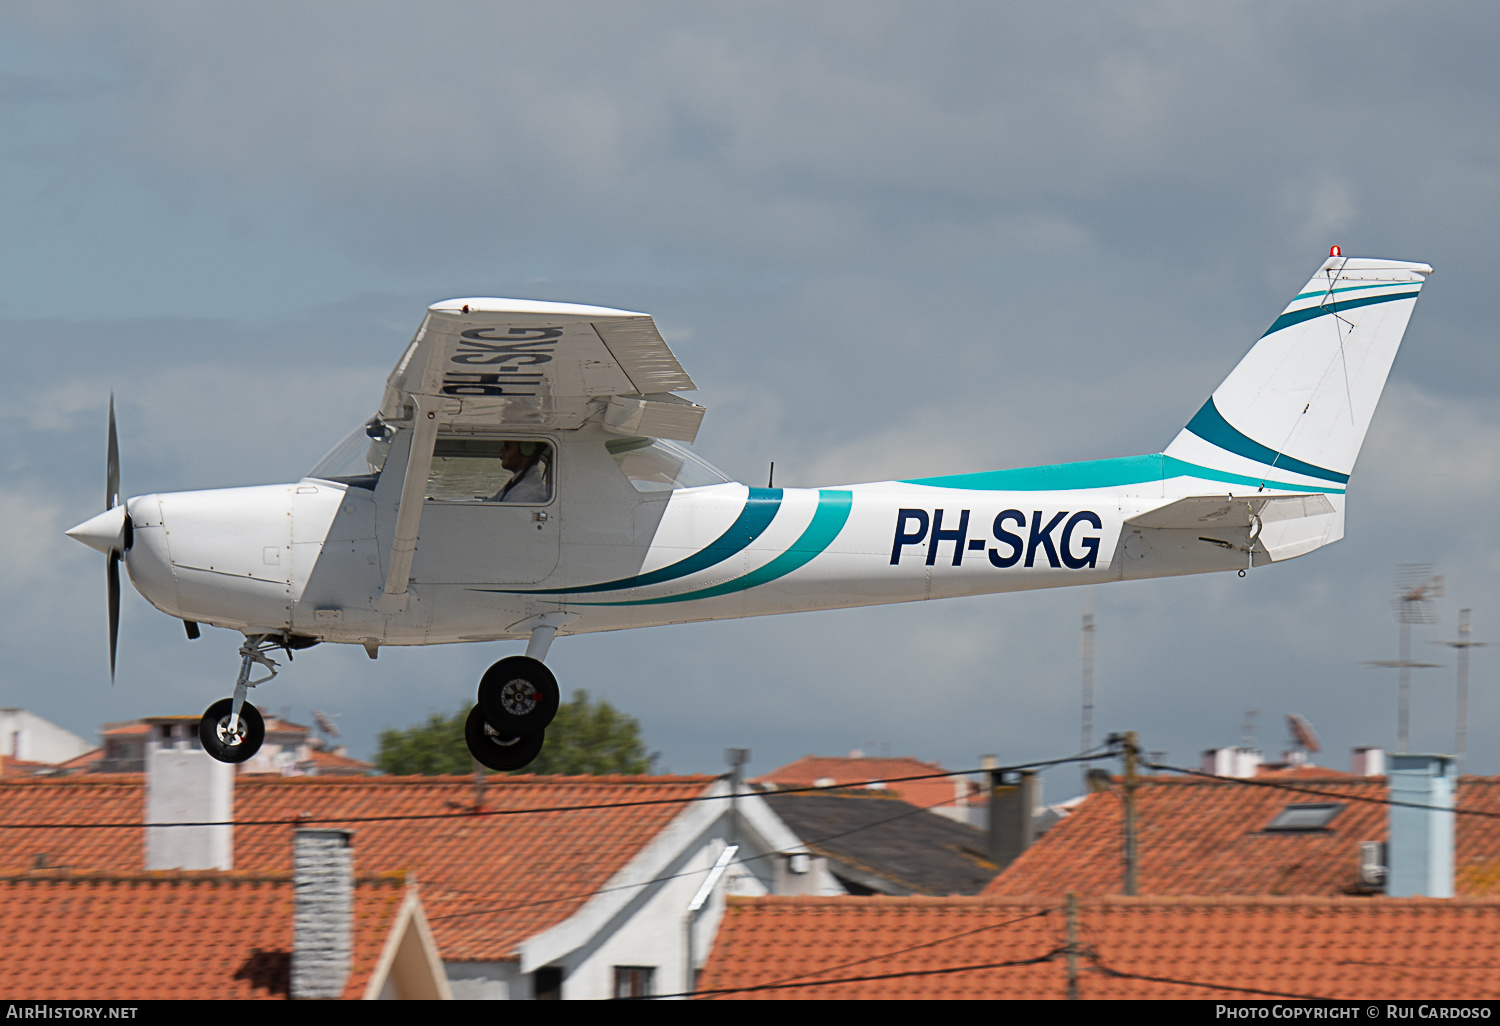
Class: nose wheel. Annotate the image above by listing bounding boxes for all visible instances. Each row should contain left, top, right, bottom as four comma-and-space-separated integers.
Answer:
200, 634, 280, 765
199, 697, 266, 763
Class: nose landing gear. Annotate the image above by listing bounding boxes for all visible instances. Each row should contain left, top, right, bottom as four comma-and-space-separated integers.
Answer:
199, 634, 280, 764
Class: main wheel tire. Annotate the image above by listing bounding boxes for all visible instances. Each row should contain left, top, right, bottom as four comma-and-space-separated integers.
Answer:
198, 698, 266, 764
464, 706, 545, 772
478, 655, 560, 736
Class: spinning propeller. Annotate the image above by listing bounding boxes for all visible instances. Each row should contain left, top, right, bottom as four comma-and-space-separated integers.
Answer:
64, 395, 132, 680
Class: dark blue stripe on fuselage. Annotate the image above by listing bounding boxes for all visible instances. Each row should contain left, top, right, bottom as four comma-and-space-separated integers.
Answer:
500, 487, 784, 595
1185, 399, 1349, 484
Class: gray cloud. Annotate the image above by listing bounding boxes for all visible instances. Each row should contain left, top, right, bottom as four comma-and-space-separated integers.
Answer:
2, 2, 1498, 794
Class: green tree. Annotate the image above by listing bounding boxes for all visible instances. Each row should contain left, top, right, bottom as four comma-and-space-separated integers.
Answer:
375, 689, 650, 776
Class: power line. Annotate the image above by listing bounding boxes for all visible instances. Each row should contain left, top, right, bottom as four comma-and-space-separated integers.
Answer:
0, 750, 1112, 831
652, 949, 1067, 999
1083, 951, 1333, 1001
685, 907, 1059, 999
427, 782, 1031, 922
428, 740, 1123, 921
1144, 760, 1500, 819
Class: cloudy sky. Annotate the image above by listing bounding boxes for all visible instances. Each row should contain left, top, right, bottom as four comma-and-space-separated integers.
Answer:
4, 2, 1499, 796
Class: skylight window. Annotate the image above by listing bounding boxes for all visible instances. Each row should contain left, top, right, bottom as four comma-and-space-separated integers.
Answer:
1264, 802, 1345, 832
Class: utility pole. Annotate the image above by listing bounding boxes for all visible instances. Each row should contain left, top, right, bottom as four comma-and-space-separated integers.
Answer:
1437, 609, 1486, 770
725, 748, 750, 847
1065, 892, 1081, 1000
1081, 606, 1095, 791
1121, 731, 1139, 896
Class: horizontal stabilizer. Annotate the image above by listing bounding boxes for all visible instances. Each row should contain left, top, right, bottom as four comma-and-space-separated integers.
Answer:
1127, 493, 1335, 530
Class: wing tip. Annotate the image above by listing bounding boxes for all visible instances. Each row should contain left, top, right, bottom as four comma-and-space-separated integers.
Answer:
428, 297, 650, 318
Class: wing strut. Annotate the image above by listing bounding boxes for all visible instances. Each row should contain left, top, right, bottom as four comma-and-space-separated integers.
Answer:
377, 395, 443, 611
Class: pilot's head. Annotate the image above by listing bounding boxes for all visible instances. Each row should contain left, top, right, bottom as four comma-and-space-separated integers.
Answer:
501, 439, 541, 473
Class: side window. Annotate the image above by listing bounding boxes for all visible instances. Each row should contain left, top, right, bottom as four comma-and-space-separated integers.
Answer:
425, 438, 554, 504
606, 437, 732, 493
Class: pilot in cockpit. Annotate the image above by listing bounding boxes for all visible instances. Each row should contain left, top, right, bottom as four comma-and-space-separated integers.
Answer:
490, 440, 549, 503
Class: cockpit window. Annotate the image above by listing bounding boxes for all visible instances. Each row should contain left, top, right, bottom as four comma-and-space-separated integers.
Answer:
426, 437, 554, 504
606, 437, 732, 493
307, 418, 393, 488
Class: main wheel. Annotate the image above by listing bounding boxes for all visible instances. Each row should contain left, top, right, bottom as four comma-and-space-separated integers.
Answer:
199, 698, 266, 764
464, 706, 545, 772
478, 655, 560, 736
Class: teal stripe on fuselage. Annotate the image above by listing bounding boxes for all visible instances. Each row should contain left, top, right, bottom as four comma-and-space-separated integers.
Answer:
903, 453, 1343, 495
497, 487, 783, 595
1260, 288, 1418, 338
1184, 398, 1348, 484
568, 490, 854, 607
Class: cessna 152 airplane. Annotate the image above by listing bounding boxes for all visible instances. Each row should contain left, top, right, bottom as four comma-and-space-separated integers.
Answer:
66, 249, 1430, 770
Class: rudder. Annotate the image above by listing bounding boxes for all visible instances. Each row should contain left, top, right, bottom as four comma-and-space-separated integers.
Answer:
1164, 253, 1432, 490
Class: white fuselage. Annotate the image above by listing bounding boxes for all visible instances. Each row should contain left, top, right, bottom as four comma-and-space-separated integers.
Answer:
120, 422, 1343, 648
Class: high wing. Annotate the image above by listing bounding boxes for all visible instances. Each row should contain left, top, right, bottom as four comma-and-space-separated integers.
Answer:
378, 298, 703, 441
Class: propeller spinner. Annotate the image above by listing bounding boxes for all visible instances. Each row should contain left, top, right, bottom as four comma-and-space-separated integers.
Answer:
64, 395, 131, 679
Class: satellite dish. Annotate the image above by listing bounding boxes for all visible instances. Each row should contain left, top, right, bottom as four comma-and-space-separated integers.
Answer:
1287, 713, 1321, 753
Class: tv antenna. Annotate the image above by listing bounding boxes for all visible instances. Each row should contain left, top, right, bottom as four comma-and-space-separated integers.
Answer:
311, 709, 341, 742
1366, 565, 1444, 752
1435, 608, 1486, 769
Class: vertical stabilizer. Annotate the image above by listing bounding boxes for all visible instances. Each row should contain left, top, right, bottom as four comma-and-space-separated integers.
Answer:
1164, 254, 1432, 489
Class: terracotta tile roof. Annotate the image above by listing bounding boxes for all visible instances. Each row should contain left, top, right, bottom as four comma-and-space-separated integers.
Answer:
99, 723, 152, 737
1257, 764, 1356, 779
306, 747, 375, 773
0, 870, 406, 999
0, 772, 716, 962
0, 758, 57, 779
55, 748, 103, 772
755, 756, 977, 812
984, 775, 1500, 898
762, 791, 997, 895
697, 894, 1500, 1000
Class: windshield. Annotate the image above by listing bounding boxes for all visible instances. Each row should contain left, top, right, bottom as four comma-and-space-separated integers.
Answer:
308, 418, 393, 487
606, 437, 733, 493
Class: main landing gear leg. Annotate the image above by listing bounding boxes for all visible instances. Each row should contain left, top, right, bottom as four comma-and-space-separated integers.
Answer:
199, 634, 278, 764
467, 625, 563, 772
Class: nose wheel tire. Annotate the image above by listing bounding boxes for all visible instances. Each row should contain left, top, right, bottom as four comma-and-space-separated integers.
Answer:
464, 706, 545, 772
478, 655, 559, 736
199, 698, 266, 764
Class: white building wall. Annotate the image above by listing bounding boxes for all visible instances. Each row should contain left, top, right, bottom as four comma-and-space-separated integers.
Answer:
0, 709, 93, 764
445, 961, 521, 999
561, 834, 735, 999
503, 785, 836, 1000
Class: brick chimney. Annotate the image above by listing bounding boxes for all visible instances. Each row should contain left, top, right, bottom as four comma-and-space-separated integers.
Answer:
291, 828, 354, 999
